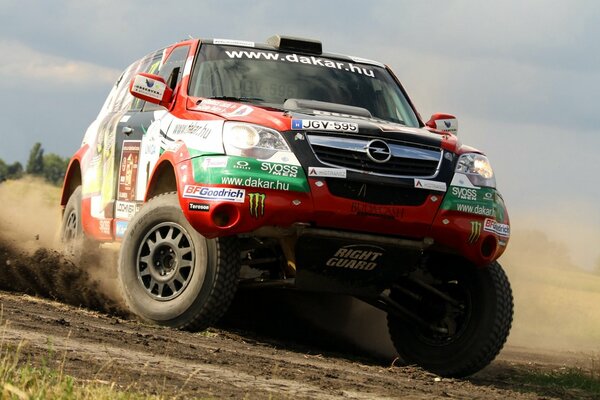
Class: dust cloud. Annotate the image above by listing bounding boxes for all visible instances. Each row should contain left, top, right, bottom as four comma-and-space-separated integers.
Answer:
0, 177, 598, 359
299, 227, 600, 358
0, 177, 127, 316
502, 229, 600, 353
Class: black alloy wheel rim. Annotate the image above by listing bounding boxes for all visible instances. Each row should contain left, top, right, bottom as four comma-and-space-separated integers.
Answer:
136, 222, 196, 301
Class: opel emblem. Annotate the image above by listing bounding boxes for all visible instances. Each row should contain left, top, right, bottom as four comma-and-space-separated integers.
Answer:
365, 139, 392, 163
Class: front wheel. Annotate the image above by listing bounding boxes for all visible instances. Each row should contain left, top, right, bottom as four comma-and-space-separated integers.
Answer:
387, 259, 513, 377
118, 192, 240, 330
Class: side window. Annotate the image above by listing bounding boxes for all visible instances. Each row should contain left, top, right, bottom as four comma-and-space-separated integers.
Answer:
142, 45, 190, 112
160, 45, 190, 90
104, 60, 141, 113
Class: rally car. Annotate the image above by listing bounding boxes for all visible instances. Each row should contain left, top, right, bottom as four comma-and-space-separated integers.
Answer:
60, 35, 513, 377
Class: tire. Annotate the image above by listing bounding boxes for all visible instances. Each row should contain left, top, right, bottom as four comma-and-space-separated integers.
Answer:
118, 192, 240, 330
61, 186, 84, 243
60, 186, 96, 261
387, 260, 513, 377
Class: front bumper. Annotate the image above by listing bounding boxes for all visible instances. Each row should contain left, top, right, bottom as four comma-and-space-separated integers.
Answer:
176, 155, 509, 267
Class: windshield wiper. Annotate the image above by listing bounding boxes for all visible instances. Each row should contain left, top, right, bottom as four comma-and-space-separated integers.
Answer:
201, 96, 265, 103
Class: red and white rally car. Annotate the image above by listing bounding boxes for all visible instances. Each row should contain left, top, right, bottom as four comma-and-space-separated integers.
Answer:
60, 35, 513, 377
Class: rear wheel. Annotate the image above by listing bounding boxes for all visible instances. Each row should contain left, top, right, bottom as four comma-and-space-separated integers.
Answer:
60, 186, 96, 261
118, 192, 240, 330
387, 259, 513, 377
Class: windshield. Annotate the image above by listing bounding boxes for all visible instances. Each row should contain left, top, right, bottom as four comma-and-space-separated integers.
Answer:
189, 44, 420, 127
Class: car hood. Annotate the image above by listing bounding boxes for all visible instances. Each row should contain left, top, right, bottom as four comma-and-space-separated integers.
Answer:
189, 98, 459, 152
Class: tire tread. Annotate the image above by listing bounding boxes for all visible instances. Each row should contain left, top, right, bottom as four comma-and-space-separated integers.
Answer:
388, 261, 513, 377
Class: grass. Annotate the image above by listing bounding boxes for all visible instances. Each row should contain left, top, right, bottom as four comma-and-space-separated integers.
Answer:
510, 360, 600, 399
0, 342, 170, 400
0, 307, 170, 400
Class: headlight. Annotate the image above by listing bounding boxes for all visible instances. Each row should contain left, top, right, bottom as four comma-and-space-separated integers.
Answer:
223, 122, 290, 159
455, 153, 496, 187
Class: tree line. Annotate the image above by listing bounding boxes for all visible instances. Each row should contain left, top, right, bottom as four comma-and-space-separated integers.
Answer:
0, 143, 69, 186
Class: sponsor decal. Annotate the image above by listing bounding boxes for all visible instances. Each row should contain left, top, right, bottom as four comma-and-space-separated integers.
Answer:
248, 193, 266, 218
260, 162, 299, 177
118, 140, 141, 201
233, 160, 251, 170
202, 157, 228, 168
294, 133, 305, 141
308, 167, 347, 178
325, 245, 384, 271
468, 221, 482, 244
225, 104, 254, 117
172, 122, 213, 138
189, 202, 210, 212
194, 99, 254, 117
441, 184, 503, 219
414, 179, 447, 192
221, 176, 291, 191
451, 186, 478, 201
213, 38, 255, 47
99, 219, 111, 235
115, 200, 142, 220
434, 119, 458, 133
131, 75, 165, 101
291, 119, 358, 133
483, 218, 510, 238
224, 49, 375, 78
115, 221, 128, 238
351, 202, 403, 219
183, 185, 245, 202
455, 203, 495, 217
194, 156, 309, 193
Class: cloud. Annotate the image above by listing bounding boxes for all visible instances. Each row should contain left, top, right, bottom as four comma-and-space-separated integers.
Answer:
0, 40, 120, 88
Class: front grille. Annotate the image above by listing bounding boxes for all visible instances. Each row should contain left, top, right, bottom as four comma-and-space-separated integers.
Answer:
307, 134, 442, 178
326, 179, 429, 206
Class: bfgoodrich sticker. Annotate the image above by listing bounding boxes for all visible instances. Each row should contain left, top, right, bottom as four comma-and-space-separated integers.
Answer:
483, 218, 510, 237
183, 185, 245, 202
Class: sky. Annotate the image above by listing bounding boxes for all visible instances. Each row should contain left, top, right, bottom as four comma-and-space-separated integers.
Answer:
0, 0, 599, 267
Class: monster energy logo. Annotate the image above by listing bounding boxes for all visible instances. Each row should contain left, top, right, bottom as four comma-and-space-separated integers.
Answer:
468, 221, 482, 244
248, 193, 266, 218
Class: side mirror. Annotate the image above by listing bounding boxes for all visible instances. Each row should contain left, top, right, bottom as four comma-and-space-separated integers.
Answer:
129, 73, 173, 107
425, 113, 458, 134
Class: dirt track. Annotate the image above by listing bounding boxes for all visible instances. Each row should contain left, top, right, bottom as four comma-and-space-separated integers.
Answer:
0, 242, 596, 399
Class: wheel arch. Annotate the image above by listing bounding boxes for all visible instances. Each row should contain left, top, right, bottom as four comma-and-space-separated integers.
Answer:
145, 160, 178, 201
60, 158, 82, 208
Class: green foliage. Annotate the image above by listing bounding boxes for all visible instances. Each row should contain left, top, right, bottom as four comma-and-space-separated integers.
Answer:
0, 143, 68, 186
42, 153, 69, 186
0, 160, 24, 182
26, 142, 44, 176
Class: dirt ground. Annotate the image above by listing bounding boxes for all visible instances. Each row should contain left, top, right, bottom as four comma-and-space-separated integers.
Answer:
0, 240, 596, 400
